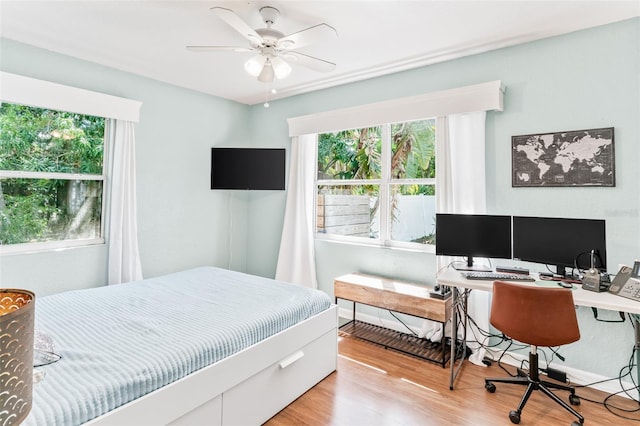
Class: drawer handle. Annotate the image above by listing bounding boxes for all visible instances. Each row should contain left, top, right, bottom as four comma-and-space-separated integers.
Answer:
279, 351, 304, 369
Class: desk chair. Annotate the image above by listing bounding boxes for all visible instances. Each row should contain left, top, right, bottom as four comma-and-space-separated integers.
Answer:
484, 281, 584, 425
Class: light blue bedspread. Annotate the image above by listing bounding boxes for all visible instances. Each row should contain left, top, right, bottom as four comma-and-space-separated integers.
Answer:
24, 267, 332, 425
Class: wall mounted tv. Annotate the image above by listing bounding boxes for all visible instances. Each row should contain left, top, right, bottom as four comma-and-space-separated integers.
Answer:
210, 148, 285, 190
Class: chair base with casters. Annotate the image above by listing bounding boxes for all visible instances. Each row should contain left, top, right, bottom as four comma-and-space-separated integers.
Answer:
484, 281, 585, 426
485, 346, 583, 425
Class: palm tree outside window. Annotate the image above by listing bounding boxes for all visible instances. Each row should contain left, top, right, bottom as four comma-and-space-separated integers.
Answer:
316, 118, 436, 250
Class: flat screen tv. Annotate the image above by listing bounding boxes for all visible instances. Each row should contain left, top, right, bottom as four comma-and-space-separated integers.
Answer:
211, 148, 285, 190
513, 216, 606, 277
435, 213, 512, 272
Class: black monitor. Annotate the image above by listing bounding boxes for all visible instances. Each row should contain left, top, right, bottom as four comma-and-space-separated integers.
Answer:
512, 216, 606, 277
435, 214, 512, 272
211, 148, 285, 190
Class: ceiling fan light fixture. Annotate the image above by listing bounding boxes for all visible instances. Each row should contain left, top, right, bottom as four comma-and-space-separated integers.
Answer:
244, 55, 266, 77
257, 61, 275, 83
271, 56, 292, 79
197, 5, 337, 89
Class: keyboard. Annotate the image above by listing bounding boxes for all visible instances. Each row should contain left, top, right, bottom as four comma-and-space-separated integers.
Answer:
461, 271, 536, 282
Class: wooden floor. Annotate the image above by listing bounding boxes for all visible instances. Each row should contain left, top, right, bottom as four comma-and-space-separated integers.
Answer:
266, 332, 640, 425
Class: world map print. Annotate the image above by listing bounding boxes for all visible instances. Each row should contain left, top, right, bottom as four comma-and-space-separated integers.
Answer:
512, 127, 615, 187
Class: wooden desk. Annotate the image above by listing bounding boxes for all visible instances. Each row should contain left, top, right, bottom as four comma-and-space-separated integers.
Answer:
437, 268, 640, 390
334, 273, 452, 367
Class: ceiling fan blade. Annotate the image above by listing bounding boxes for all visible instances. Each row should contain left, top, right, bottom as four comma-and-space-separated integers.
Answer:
187, 45, 253, 53
211, 7, 263, 44
283, 52, 336, 73
278, 23, 337, 50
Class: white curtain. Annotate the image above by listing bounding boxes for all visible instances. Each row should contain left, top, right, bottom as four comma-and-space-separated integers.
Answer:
435, 111, 490, 366
436, 113, 487, 214
107, 120, 143, 285
275, 135, 318, 288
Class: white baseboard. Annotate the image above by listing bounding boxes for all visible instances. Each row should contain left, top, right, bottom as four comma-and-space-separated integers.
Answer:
339, 309, 637, 400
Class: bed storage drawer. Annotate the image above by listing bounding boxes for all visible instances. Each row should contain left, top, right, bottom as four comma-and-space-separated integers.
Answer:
167, 394, 222, 426
222, 328, 337, 425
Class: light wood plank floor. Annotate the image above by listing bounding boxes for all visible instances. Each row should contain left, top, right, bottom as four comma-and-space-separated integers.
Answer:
266, 333, 640, 425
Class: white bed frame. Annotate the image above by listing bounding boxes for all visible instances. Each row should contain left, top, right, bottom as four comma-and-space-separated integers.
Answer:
87, 305, 338, 425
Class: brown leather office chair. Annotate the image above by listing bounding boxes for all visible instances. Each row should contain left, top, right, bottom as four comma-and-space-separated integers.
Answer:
484, 281, 584, 425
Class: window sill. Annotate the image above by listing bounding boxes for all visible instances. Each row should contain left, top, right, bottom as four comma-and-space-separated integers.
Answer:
0, 239, 105, 256
314, 235, 436, 254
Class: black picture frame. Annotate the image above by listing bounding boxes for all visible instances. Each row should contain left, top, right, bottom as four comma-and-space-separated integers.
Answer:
511, 127, 615, 187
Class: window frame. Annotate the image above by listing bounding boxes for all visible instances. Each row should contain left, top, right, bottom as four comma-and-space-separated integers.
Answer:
0, 72, 141, 256
314, 120, 437, 252
0, 169, 107, 255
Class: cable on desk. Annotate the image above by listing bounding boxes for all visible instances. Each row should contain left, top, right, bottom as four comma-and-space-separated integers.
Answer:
547, 346, 566, 364
573, 314, 640, 421
453, 290, 522, 348
436, 261, 457, 276
452, 296, 528, 375
457, 288, 640, 421
387, 310, 419, 337
591, 307, 626, 323
455, 295, 576, 381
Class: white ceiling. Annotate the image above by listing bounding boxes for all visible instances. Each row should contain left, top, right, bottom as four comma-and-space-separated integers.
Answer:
1, 1, 639, 105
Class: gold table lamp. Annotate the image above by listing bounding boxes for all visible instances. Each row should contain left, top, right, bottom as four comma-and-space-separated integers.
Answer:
0, 289, 35, 425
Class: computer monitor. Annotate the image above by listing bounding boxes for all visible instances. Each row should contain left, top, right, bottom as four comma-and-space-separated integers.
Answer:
435, 214, 512, 272
512, 216, 606, 277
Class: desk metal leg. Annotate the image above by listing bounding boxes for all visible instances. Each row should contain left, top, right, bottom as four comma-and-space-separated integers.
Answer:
633, 314, 640, 402
449, 287, 468, 390
449, 287, 457, 390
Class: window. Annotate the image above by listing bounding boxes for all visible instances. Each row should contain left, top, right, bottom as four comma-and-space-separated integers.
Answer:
0, 102, 107, 252
316, 118, 436, 249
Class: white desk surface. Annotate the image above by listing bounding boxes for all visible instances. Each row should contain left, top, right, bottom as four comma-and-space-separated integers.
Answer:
437, 268, 640, 315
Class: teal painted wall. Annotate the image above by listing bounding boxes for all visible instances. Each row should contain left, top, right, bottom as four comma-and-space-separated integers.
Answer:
0, 38, 252, 295
246, 18, 640, 379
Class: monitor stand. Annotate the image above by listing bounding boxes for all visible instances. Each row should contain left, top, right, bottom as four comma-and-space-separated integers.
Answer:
553, 265, 568, 278
452, 257, 492, 273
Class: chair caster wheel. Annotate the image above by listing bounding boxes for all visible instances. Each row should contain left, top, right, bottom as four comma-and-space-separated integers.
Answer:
485, 382, 496, 393
509, 410, 521, 424
569, 394, 580, 405
571, 422, 583, 426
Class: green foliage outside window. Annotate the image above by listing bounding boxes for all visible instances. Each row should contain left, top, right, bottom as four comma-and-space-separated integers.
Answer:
317, 127, 382, 180
391, 120, 435, 195
318, 120, 435, 192
0, 103, 105, 245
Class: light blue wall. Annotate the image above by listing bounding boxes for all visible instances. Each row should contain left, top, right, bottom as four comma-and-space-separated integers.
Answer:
246, 18, 640, 379
0, 18, 638, 380
0, 38, 252, 295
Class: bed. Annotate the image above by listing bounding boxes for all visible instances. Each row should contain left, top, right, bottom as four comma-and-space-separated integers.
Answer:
24, 266, 338, 425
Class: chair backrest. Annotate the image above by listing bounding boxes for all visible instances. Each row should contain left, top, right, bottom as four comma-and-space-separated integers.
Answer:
490, 281, 580, 347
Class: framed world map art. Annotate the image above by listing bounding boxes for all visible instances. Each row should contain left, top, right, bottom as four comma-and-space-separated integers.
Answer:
512, 127, 615, 187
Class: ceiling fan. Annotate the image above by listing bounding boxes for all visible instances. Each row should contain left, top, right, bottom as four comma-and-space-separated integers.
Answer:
187, 6, 338, 84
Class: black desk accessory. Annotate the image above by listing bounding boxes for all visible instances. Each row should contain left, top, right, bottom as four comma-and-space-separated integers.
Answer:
461, 271, 535, 282
496, 266, 530, 275
429, 285, 452, 300
582, 250, 610, 292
